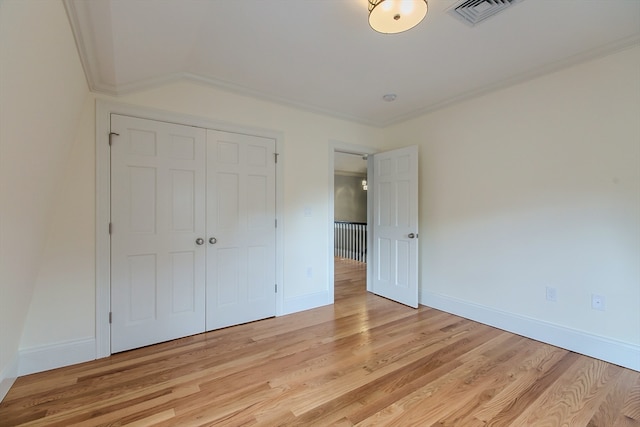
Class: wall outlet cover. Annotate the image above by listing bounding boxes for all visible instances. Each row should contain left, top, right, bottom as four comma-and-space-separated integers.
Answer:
591, 294, 606, 311
545, 286, 557, 302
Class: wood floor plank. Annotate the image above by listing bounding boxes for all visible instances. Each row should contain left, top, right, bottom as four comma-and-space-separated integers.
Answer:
590, 368, 640, 427
613, 417, 640, 427
121, 409, 175, 427
472, 343, 568, 423
622, 374, 640, 421
353, 333, 533, 426
429, 336, 551, 426
0, 258, 637, 427
508, 356, 609, 425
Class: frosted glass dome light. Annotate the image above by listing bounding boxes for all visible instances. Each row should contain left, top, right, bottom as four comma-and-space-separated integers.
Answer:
368, 0, 428, 34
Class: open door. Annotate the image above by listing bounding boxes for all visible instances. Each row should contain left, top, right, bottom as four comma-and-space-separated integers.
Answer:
370, 146, 419, 308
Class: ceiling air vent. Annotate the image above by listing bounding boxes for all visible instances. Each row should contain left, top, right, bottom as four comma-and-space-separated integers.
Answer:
447, 0, 524, 27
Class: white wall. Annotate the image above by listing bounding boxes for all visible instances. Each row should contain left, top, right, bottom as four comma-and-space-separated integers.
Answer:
18, 81, 384, 370
383, 45, 640, 369
0, 0, 89, 397
335, 174, 368, 223
19, 97, 96, 349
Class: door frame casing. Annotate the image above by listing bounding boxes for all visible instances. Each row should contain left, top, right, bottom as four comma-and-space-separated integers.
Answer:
328, 141, 377, 303
96, 100, 284, 358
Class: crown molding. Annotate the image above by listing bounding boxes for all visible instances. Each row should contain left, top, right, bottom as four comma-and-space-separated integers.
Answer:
63, 0, 640, 129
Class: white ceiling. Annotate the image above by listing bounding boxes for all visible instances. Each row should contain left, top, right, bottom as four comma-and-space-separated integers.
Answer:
65, 0, 640, 126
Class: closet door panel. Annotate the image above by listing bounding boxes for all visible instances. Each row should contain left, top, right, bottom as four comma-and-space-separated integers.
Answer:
206, 130, 277, 331
110, 114, 206, 353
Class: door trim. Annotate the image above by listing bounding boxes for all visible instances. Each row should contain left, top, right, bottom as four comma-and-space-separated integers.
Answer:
95, 100, 284, 358
328, 141, 377, 303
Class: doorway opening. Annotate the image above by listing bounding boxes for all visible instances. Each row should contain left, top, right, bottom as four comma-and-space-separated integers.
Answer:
329, 144, 420, 308
329, 143, 375, 303
334, 150, 368, 262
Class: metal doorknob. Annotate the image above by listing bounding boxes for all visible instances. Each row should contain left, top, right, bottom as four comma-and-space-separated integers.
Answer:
408, 233, 416, 239
209, 237, 217, 244
195, 238, 204, 245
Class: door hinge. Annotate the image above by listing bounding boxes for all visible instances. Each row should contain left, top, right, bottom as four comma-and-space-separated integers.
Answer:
109, 312, 112, 324
275, 284, 277, 293
109, 223, 113, 234
274, 153, 279, 163
108, 132, 119, 146
275, 219, 277, 228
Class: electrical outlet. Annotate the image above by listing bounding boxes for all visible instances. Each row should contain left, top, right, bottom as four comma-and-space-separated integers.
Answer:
591, 294, 605, 311
545, 286, 557, 302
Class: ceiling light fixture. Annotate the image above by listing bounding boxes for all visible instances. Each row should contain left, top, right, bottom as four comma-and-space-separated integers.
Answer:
368, 0, 428, 34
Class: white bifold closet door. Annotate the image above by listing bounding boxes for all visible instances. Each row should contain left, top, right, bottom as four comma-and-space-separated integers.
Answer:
110, 115, 276, 353
205, 130, 276, 331
110, 114, 207, 353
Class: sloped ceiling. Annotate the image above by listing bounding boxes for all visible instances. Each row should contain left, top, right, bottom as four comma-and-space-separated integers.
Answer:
65, 0, 640, 126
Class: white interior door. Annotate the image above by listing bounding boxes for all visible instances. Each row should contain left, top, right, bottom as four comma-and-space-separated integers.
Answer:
110, 115, 206, 353
206, 130, 277, 330
371, 145, 419, 308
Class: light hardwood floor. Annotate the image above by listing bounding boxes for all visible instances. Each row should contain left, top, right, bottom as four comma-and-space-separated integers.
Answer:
1, 258, 638, 426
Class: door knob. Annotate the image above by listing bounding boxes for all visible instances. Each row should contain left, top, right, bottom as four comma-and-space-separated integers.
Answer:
195, 238, 204, 245
408, 233, 416, 239
209, 237, 217, 244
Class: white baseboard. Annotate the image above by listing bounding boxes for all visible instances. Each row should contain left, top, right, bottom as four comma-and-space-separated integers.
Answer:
282, 291, 330, 315
0, 354, 19, 402
421, 292, 640, 372
19, 337, 96, 376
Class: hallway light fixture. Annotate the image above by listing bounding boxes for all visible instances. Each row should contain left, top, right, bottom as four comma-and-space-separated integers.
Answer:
368, 0, 428, 34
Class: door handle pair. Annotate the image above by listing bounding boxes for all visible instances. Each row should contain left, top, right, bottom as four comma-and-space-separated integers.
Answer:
196, 237, 217, 245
